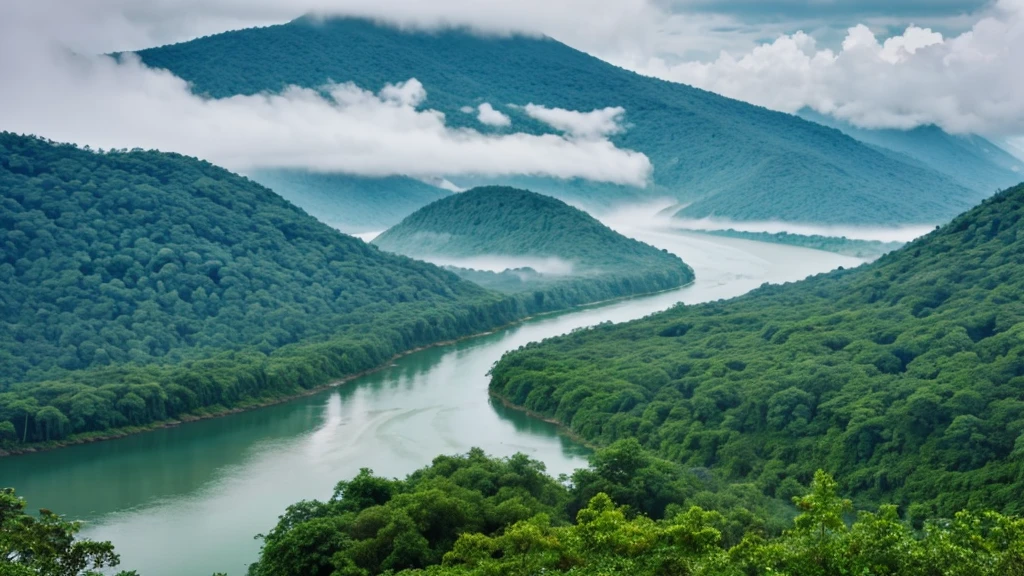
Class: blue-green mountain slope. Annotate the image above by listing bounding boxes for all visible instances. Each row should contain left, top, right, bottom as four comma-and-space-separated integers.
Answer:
800, 109, 1023, 195
136, 17, 976, 226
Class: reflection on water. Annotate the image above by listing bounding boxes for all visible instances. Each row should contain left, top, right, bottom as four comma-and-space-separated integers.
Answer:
0, 229, 861, 576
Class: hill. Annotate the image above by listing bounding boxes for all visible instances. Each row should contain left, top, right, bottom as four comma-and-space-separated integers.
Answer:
0, 132, 532, 447
135, 16, 975, 226
246, 170, 452, 233
800, 109, 1023, 194
490, 182, 1024, 518
372, 186, 694, 306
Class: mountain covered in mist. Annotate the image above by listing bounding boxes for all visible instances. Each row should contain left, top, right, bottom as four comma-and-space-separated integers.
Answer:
373, 186, 693, 305
490, 182, 1024, 518
246, 171, 451, 233
137, 16, 977, 226
800, 109, 1024, 194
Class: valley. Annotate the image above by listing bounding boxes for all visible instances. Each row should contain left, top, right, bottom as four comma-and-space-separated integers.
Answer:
0, 230, 859, 576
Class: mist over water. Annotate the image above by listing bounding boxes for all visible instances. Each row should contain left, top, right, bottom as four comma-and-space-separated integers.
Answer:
596, 201, 935, 243
419, 255, 576, 275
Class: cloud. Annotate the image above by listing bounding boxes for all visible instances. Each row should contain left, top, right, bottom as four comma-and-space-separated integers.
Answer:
476, 103, 511, 127
634, 0, 1024, 136
520, 105, 627, 139
0, 9, 651, 187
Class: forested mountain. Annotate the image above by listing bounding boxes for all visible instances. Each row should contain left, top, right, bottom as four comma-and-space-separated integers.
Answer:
136, 16, 976, 226
491, 182, 1024, 519
373, 186, 694, 307
0, 132, 534, 447
799, 109, 1024, 195
246, 170, 451, 233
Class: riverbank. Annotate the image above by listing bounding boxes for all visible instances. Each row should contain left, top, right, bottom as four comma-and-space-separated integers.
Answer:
0, 282, 692, 459
488, 391, 599, 451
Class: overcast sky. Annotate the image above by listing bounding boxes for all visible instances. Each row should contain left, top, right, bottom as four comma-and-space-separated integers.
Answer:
1, 0, 1021, 168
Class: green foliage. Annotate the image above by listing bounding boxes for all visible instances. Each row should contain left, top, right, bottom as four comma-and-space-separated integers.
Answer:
491, 182, 1024, 517
373, 186, 694, 307
686, 229, 905, 259
0, 133, 564, 448
251, 453, 1024, 576
136, 16, 977, 225
0, 488, 133, 576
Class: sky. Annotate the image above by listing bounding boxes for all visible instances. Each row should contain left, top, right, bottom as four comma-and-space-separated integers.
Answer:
1, 0, 1022, 175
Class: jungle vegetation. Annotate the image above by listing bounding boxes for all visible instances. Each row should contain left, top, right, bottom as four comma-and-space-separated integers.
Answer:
0, 133, 568, 449
491, 182, 1024, 519
246, 448, 1024, 576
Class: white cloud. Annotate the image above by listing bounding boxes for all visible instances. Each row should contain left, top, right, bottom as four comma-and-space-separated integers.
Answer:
634, 0, 1024, 136
520, 105, 627, 139
476, 103, 511, 127
0, 8, 651, 187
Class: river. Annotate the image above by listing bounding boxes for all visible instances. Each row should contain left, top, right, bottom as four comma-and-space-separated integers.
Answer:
0, 229, 862, 575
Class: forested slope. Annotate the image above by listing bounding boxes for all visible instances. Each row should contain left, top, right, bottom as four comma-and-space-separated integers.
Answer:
136, 16, 975, 225
373, 187, 693, 308
0, 133, 529, 447
491, 182, 1024, 518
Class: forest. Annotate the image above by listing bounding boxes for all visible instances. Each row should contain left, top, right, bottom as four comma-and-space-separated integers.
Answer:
0, 133, 560, 449
244, 448, 1024, 576
373, 186, 693, 306
491, 182, 1024, 520
134, 16, 978, 225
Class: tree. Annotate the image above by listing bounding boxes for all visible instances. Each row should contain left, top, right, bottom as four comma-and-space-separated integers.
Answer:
0, 488, 132, 576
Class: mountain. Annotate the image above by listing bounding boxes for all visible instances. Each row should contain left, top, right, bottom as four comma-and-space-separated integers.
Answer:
800, 109, 1024, 194
490, 182, 1024, 517
136, 16, 976, 226
373, 186, 694, 307
246, 170, 451, 233
0, 132, 531, 446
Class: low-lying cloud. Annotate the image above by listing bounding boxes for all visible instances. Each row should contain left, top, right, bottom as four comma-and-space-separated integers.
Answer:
475, 103, 512, 127
0, 35, 651, 186
521, 105, 627, 139
637, 0, 1024, 136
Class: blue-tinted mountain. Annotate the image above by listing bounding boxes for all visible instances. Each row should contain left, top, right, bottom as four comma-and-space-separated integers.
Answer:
800, 109, 1023, 195
136, 16, 975, 226
246, 170, 451, 233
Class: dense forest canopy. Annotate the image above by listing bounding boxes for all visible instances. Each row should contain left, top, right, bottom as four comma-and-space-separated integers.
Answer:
247, 448, 1024, 576
491, 182, 1024, 519
373, 186, 693, 299
0, 133, 557, 448
135, 16, 977, 225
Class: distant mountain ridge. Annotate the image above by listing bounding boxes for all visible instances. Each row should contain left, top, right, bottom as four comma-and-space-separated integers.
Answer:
799, 109, 1023, 195
137, 16, 978, 226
